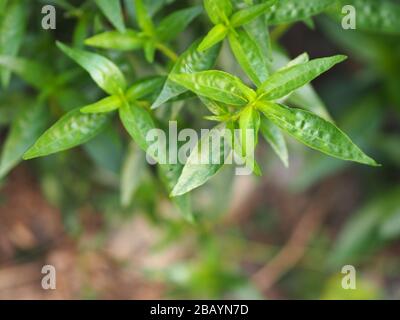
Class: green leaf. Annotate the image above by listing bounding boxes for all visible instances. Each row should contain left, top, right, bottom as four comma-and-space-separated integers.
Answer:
158, 163, 193, 222
170, 70, 254, 106
265, 0, 335, 25
0, 102, 48, 178
228, 28, 269, 86
94, 0, 126, 32
57, 41, 126, 95
156, 6, 202, 42
0, 56, 53, 90
171, 122, 231, 196
244, 14, 272, 62
260, 117, 288, 167
0, 0, 27, 87
80, 95, 122, 113
238, 106, 261, 173
198, 24, 228, 52
199, 96, 228, 116
84, 30, 144, 51
126, 76, 166, 101
144, 40, 156, 63
258, 102, 379, 166
271, 49, 332, 120
203, 0, 232, 25
119, 101, 158, 157
335, 0, 400, 35
120, 142, 146, 207
151, 39, 221, 109
23, 108, 111, 159
230, 0, 276, 27
257, 55, 347, 101
135, 0, 155, 35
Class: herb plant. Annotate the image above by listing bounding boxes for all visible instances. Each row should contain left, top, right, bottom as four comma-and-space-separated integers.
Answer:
0, 0, 388, 222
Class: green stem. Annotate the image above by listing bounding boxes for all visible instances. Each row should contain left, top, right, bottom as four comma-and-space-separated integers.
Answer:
156, 42, 179, 62
271, 23, 292, 42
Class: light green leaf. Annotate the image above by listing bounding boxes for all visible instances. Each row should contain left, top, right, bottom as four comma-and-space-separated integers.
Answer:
244, 14, 272, 62
84, 30, 144, 51
265, 0, 335, 25
228, 28, 269, 86
170, 70, 254, 106
0, 56, 53, 90
80, 95, 122, 113
135, 0, 155, 35
0, 102, 48, 178
199, 96, 228, 116
23, 108, 111, 159
171, 122, 231, 196
57, 41, 126, 95
94, 0, 126, 32
230, 0, 276, 27
258, 55, 347, 101
126, 76, 166, 101
198, 24, 228, 52
0, 0, 27, 87
260, 117, 288, 167
258, 102, 379, 166
203, 0, 232, 25
144, 40, 156, 63
156, 6, 202, 42
152, 39, 221, 109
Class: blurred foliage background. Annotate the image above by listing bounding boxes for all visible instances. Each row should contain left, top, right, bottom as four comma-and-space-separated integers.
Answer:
0, 0, 399, 299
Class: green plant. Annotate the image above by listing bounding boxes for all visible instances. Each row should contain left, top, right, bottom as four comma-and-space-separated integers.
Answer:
0, 0, 389, 222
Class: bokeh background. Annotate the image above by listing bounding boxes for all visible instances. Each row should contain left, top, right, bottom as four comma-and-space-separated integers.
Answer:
0, 0, 399, 299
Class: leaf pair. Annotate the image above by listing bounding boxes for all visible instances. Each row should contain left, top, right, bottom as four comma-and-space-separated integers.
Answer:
86, 0, 202, 62
169, 54, 379, 196
199, 0, 275, 86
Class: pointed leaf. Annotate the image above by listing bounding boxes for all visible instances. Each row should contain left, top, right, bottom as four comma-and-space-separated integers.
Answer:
126, 76, 166, 101
156, 6, 202, 42
23, 108, 111, 159
258, 55, 347, 101
198, 24, 228, 52
94, 0, 126, 32
135, 0, 155, 35
57, 41, 126, 95
258, 102, 379, 166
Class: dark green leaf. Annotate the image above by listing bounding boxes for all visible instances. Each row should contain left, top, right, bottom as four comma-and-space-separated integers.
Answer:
156, 6, 202, 42
0, 0, 27, 87
0, 102, 48, 178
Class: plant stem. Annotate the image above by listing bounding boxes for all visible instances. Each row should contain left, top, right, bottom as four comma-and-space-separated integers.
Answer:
156, 42, 179, 62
